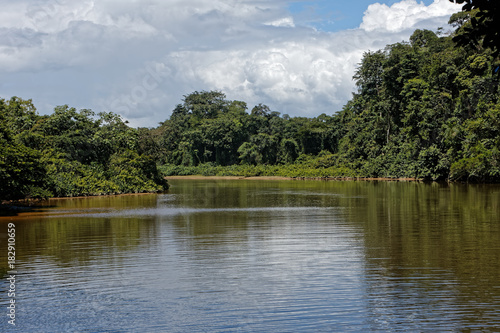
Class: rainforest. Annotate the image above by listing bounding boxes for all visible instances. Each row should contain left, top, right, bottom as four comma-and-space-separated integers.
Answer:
1, 9, 500, 200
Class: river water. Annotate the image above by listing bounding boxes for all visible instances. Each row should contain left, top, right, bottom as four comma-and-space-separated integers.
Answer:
1, 179, 500, 332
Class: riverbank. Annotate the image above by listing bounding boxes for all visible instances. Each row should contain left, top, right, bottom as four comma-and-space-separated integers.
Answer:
166, 175, 420, 182
166, 175, 292, 180
159, 162, 434, 181
0, 191, 164, 217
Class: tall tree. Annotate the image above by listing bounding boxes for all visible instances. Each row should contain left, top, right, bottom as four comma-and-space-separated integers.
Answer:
449, 0, 500, 59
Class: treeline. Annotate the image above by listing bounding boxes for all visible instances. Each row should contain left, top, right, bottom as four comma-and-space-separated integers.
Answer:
151, 13, 499, 182
0, 100, 168, 200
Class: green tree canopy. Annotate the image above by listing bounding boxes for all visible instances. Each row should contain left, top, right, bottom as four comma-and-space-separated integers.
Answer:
449, 0, 500, 60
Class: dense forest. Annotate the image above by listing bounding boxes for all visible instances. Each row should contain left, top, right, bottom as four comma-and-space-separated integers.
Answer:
1, 7, 499, 200
0, 101, 168, 200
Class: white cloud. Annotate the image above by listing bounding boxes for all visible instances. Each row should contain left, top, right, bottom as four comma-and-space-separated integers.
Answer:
0, 0, 462, 127
266, 17, 296, 28
360, 0, 458, 32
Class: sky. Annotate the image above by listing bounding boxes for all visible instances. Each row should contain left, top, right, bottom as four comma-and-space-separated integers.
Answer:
0, 0, 462, 127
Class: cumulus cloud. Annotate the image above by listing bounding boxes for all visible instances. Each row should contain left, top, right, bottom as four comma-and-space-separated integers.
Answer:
0, 0, 461, 127
360, 0, 458, 32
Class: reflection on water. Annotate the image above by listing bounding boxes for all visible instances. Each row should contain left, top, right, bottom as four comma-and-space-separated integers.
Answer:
1, 180, 500, 332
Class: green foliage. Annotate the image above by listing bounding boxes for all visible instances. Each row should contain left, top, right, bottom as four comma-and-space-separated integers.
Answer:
449, 1, 500, 59
159, 158, 359, 179
158, 91, 342, 171
43, 152, 114, 197
0, 141, 48, 199
109, 150, 168, 193
0, 99, 48, 199
331, 23, 500, 182
0, 98, 168, 200
450, 147, 500, 181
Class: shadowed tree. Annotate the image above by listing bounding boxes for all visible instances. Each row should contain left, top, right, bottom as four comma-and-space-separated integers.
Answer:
449, 1, 500, 60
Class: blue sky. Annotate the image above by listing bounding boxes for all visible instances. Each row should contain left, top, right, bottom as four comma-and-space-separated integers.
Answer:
288, 0, 437, 31
0, 0, 461, 127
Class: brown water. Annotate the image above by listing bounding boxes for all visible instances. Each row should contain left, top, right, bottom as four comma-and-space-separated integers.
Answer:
1, 179, 500, 332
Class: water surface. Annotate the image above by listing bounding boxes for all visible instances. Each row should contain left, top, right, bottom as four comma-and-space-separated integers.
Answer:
1, 179, 500, 332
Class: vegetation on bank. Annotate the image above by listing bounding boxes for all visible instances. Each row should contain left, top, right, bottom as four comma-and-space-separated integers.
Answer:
2, 7, 500, 200
0, 101, 168, 200
160, 154, 358, 179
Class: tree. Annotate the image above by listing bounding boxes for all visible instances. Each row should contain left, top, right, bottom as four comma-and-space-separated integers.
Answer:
1, 97, 39, 135
449, 0, 500, 59
0, 99, 48, 199
353, 51, 386, 97
410, 29, 441, 51
182, 90, 228, 119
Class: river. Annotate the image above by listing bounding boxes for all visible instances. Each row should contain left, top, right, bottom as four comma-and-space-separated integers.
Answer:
1, 179, 500, 332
